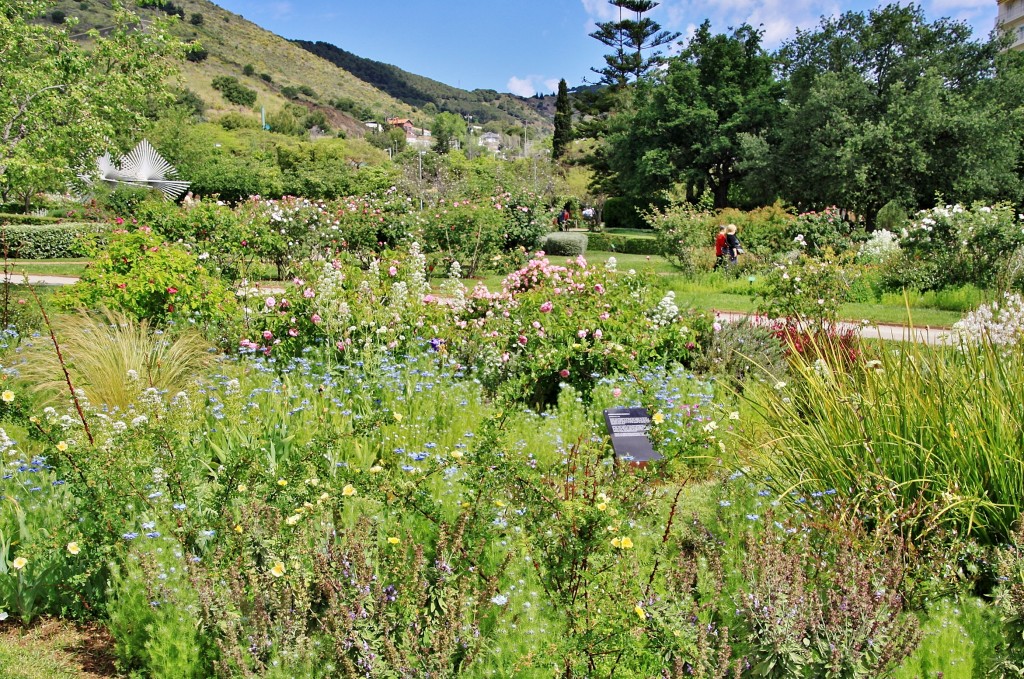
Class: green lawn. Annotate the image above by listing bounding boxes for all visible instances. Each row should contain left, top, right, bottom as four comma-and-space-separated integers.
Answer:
3, 260, 90, 278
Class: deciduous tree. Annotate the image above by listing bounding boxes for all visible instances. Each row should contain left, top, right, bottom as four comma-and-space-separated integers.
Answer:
0, 0, 183, 208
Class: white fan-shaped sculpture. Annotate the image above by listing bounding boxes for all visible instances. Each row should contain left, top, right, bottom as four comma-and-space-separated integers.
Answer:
82, 140, 190, 201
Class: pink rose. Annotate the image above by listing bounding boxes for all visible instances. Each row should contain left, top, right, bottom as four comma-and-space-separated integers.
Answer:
518, 335, 528, 346
263, 330, 273, 340
594, 329, 603, 339
265, 296, 276, 309
559, 369, 570, 378
389, 266, 398, 276
540, 301, 553, 313
303, 288, 315, 299
288, 328, 299, 337
167, 287, 178, 294
311, 314, 322, 324
612, 388, 622, 397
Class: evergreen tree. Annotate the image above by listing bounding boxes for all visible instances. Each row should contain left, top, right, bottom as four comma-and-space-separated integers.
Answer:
590, 0, 679, 87
552, 79, 573, 159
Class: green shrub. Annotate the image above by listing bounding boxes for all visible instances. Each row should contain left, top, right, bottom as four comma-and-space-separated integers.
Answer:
211, 76, 257, 108
876, 199, 908, 233
543, 232, 587, 256
587, 232, 660, 255
602, 196, 646, 230
0, 213, 60, 225
0, 223, 107, 258
100, 185, 155, 217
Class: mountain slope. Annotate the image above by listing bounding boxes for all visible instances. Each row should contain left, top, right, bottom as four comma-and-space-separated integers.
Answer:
295, 40, 552, 130
47, 0, 417, 135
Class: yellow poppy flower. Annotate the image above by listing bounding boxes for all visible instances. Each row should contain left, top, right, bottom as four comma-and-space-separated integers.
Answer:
651, 412, 664, 424
387, 537, 401, 545
342, 484, 356, 497
393, 412, 403, 422
270, 561, 286, 577
597, 502, 607, 511
634, 605, 646, 619
237, 484, 247, 492
56, 441, 68, 452
1, 391, 14, 403
11, 557, 27, 570
611, 537, 621, 548
620, 537, 634, 549
234, 524, 243, 534
277, 479, 288, 487
66, 542, 80, 555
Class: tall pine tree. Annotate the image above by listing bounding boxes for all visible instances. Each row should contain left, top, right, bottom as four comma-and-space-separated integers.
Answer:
590, 0, 679, 87
552, 79, 573, 159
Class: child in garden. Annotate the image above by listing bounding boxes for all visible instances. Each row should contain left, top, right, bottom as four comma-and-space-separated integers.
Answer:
714, 225, 727, 269
726, 224, 743, 265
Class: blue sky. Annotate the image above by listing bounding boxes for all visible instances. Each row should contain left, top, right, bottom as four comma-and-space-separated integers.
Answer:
213, 0, 998, 96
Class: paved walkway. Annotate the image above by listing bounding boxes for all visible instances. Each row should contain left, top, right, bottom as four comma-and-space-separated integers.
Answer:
712, 310, 952, 345
0, 273, 80, 286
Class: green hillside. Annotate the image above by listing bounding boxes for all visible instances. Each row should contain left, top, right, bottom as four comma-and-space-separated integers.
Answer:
295, 40, 552, 130
45, 0, 417, 135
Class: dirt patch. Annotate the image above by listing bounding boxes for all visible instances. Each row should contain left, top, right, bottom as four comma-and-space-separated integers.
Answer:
0, 618, 117, 678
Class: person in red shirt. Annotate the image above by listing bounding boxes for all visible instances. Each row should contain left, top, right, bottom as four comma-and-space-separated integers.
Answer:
714, 226, 727, 270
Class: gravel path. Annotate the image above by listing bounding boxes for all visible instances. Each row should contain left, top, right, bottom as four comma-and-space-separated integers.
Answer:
712, 310, 953, 345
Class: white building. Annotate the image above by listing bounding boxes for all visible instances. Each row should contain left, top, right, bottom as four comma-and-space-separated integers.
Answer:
997, 0, 1024, 50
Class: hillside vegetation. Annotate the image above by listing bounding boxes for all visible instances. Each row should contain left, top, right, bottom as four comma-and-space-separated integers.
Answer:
46, 0, 417, 135
295, 40, 552, 130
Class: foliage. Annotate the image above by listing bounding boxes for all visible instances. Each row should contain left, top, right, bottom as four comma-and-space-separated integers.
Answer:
588, 0, 680, 87
552, 79, 573, 159
992, 519, 1024, 674
756, 254, 856, 330
885, 202, 1024, 292
0, 223, 107, 259
0, 0, 183, 208
587, 232, 660, 255
695, 318, 789, 388
602, 22, 780, 208
543, 232, 588, 257
418, 198, 508, 276
771, 5, 1022, 218
431, 112, 466, 155
20, 309, 212, 410
647, 197, 715, 275
211, 76, 257, 108
857, 228, 900, 265
787, 207, 857, 255
746, 337, 1024, 545
56, 227, 238, 335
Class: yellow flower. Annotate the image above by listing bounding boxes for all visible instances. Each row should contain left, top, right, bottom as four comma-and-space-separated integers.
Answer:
56, 441, 68, 452
29, 416, 39, 424
234, 524, 243, 534
651, 412, 665, 425
729, 411, 740, 420
1, 390, 14, 403
369, 465, 383, 473
494, 500, 506, 508
11, 557, 27, 570
451, 450, 464, 459
597, 502, 607, 511
611, 537, 621, 548
673, 629, 682, 638
634, 605, 646, 620
277, 478, 288, 487
286, 514, 302, 526
66, 542, 80, 555
237, 484, 247, 492
270, 561, 286, 578
619, 537, 634, 549
342, 484, 356, 497
461, 502, 471, 508
319, 492, 330, 502
393, 412, 403, 422
387, 537, 401, 545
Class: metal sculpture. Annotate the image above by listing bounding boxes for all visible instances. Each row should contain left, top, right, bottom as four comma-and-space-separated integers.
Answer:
85, 139, 190, 201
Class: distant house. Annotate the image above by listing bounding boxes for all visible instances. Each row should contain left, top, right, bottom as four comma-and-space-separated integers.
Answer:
364, 121, 383, 132
386, 117, 416, 135
479, 132, 501, 151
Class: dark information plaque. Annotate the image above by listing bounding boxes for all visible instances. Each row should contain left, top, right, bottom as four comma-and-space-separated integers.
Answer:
603, 407, 663, 465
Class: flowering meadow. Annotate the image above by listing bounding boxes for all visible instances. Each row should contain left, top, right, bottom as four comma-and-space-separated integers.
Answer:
2, 192, 1024, 677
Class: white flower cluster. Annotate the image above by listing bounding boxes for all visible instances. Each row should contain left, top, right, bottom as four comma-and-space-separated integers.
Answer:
314, 262, 351, 328
649, 291, 679, 328
407, 241, 429, 298
953, 293, 1024, 346
857, 229, 900, 264
441, 260, 468, 311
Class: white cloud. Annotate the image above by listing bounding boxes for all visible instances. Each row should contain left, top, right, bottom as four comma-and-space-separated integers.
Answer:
507, 76, 537, 97
660, 0, 840, 47
581, 0, 618, 22
507, 75, 562, 97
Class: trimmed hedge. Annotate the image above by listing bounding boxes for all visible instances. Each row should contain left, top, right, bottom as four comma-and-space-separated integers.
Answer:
543, 232, 588, 257
0, 223, 108, 259
587, 232, 661, 255
0, 213, 61, 225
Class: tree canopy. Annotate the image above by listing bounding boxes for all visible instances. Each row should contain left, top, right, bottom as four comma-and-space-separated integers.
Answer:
0, 0, 183, 207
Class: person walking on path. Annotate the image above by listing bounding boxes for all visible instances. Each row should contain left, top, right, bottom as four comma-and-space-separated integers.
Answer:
714, 226, 727, 270
726, 224, 743, 266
